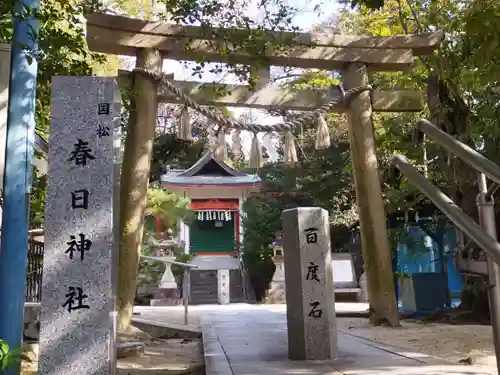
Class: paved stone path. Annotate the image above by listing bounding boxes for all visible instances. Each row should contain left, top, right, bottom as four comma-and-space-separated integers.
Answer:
135, 303, 495, 375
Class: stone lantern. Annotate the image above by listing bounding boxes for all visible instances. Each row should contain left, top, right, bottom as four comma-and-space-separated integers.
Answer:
269, 231, 286, 303
150, 235, 183, 306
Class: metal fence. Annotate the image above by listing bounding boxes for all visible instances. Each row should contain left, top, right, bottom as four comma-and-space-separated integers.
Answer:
25, 239, 44, 303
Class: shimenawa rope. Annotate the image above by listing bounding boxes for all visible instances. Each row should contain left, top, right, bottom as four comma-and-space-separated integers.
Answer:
130, 67, 374, 166
131, 67, 374, 133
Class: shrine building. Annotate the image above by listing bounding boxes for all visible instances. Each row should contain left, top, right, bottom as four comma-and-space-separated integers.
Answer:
161, 152, 261, 304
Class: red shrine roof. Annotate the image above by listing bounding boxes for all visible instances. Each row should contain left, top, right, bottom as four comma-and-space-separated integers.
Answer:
160, 152, 262, 188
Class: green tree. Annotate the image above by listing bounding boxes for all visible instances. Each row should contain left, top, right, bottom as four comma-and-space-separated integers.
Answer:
145, 185, 194, 232
0, 0, 115, 227
340, 0, 500, 316
242, 110, 361, 298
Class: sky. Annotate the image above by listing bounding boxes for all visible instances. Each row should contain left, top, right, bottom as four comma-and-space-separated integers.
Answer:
119, 0, 344, 160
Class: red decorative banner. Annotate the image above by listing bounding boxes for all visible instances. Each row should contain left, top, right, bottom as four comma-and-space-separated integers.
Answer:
190, 199, 239, 211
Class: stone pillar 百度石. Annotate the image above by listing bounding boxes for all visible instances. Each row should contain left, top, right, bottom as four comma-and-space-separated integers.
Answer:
282, 207, 338, 360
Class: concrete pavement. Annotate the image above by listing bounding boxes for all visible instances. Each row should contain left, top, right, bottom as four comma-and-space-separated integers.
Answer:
200, 304, 494, 375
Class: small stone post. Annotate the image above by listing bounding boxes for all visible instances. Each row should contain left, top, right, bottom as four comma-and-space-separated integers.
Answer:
217, 269, 230, 304
269, 237, 286, 303
283, 207, 337, 360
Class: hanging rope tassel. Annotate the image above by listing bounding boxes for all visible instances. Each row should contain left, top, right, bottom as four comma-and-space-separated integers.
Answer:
283, 130, 298, 165
249, 133, 263, 169
207, 123, 218, 152
231, 130, 243, 161
213, 126, 227, 161
315, 114, 331, 150
177, 105, 193, 141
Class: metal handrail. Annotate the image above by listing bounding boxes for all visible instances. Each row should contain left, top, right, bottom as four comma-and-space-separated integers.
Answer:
391, 151, 500, 373
416, 119, 500, 186
140, 255, 197, 325
391, 154, 500, 266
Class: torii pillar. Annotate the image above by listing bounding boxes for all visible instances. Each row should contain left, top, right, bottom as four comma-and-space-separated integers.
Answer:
117, 48, 163, 330
342, 63, 398, 325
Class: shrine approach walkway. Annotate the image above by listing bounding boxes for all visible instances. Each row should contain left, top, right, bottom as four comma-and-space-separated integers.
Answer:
197, 304, 494, 375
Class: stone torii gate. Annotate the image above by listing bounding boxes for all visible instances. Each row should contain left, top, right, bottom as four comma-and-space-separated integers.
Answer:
85, 12, 442, 326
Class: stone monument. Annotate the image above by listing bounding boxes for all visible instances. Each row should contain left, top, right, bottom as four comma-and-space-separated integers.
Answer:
217, 269, 230, 304
269, 235, 286, 303
282, 207, 338, 360
39, 76, 119, 375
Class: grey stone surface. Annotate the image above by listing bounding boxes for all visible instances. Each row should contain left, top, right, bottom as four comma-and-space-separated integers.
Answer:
39, 77, 120, 375
282, 207, 337, 360
116, 342, 145, 359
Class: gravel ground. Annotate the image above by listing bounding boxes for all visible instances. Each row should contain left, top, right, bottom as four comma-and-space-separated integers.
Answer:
337, 317, 497, 368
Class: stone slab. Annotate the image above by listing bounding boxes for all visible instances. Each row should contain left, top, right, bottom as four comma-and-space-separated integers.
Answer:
154, 288, 180, 299
202, 327, 232, 375
282, 207, 337, 360
132, 317, 201, 339
150, 298, 183, 306
39, 76, 119, 375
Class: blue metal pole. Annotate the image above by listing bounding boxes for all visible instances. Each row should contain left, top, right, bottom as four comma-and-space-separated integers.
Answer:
0, 0, 39, 372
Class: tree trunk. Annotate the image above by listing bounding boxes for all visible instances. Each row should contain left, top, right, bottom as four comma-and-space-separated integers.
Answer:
427, 75, 489, 318
342, 63, 399, 326
117, 48, 162, 332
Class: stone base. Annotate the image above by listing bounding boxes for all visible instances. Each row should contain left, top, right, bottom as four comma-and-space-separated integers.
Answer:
24, 304, 41, 341
117, 342, 146, 359
268, 280, 286, 303
150, 298, 184, 306
154, 288, 180, 299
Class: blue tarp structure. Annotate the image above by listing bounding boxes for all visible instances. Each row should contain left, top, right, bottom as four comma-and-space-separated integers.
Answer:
395, 222, 463, 310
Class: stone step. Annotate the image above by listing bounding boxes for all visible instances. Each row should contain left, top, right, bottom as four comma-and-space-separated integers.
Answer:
190, 299, 219, 304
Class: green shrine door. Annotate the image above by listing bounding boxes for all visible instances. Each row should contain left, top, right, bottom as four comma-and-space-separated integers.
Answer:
189, 211, 236, 255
